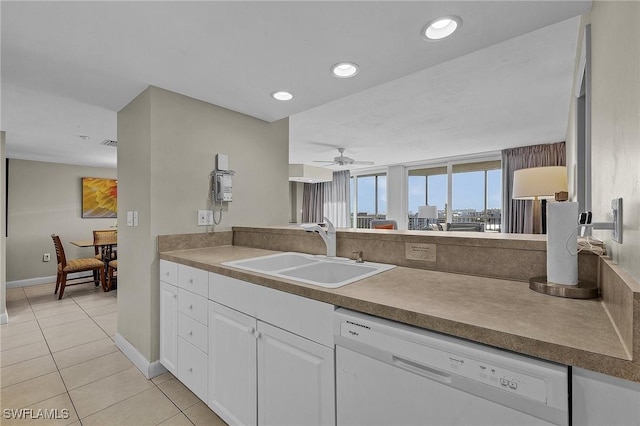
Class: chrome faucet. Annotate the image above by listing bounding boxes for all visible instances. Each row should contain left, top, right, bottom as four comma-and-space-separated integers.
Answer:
302, 217, 336, 258
351, 251, 364, 263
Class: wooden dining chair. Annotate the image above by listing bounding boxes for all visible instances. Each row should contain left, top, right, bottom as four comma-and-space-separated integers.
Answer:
107, 260, 118, 291
51, 234, 106, 299
93, 229, 117, 261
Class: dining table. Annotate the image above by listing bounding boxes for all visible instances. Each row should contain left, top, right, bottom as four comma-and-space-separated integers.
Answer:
70, 233, 117, 266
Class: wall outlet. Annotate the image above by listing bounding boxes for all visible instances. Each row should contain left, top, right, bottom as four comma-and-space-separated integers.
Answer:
198, 210, 214, 226
43, 253, 51, 262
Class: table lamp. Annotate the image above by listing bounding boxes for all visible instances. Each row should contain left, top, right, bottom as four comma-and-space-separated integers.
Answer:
417, 205, 438, 229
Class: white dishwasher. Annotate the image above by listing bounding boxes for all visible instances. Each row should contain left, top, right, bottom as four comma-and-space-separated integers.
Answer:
334, 309, 569, 426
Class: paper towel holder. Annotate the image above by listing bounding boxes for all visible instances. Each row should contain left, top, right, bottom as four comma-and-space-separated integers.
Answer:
530, 195, 599, 299
528, 276, 598, 299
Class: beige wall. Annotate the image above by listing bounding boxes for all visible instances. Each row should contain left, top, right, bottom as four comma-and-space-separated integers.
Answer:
567, 2, 640, 282
1, 132, 7, 323
6, 159, 117, 282
117, 86, 289, 361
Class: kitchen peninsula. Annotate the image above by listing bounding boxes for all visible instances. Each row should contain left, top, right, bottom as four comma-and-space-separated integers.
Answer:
159, 226, 640, 425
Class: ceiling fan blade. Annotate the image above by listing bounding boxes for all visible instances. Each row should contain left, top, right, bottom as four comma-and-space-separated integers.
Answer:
313, 160, 335, 163
352, 161, 375, 165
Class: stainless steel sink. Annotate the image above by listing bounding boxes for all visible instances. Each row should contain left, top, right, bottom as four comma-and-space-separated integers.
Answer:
222, 252, 395, 288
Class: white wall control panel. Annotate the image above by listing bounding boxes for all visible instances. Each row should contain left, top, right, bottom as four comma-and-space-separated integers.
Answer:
611, 198, 622, 243
198, 210, 214, 226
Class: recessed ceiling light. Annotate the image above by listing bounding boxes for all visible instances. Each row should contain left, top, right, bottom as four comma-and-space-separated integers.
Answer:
331, 62, 359, 78
272, 91, 293, 101
422, 16, 462, 40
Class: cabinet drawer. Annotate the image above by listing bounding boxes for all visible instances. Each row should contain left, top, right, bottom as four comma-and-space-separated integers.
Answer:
178, 337, 208, 402
178, 264, 208, 298
209, 273, 334, 347
160, 260, 178, 286
178, 312, 208, 353
178, 288, 208, 325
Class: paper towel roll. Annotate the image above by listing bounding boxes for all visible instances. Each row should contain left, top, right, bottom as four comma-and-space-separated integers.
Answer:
547, 202, 578, 285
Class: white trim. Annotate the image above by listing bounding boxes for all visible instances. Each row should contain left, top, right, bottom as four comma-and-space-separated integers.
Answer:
115, 332, 167, 379
7, 275, 57, 288
0, 312, 8, 325
7, 272, 87, 288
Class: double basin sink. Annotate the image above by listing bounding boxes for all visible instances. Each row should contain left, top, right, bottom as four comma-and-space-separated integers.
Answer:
222, 252, 396, 288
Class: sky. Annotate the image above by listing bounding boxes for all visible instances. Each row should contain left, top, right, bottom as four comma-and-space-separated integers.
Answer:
354, 170, 501, 216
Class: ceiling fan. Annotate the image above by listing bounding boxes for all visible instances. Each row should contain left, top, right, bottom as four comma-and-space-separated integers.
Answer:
313, 148, 374, 167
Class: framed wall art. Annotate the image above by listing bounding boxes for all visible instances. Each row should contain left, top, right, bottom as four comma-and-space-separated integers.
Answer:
82, 177, 117, 218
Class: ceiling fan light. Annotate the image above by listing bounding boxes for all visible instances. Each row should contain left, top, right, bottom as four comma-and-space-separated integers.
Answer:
423, 16, 462, 40
331, 62, 359, 78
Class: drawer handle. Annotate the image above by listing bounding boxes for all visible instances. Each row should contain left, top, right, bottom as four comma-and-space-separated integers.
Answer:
188, 367, 193, 373
188, 278, 193, 283
188, 331, 193, 336
246, 327, 255, 335
254, 330, 262, 339
171, 294, 176, 299
188, 304, 193, 309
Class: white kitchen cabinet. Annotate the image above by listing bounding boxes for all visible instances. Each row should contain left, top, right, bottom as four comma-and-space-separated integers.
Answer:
159, 278, 178, 376
208, 272, 335, 426
572, 367, 640, 426
208, 301, 258, 426
257, 320, 334, 426
159, 260, 209, 402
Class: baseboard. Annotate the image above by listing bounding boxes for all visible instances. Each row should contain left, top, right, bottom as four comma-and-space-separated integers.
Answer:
0, 311, 8, 325
7, 272, 91, 289
115, 333, 167, 380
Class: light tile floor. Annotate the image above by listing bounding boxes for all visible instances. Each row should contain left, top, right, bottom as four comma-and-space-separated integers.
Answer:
1, 282, 227, 426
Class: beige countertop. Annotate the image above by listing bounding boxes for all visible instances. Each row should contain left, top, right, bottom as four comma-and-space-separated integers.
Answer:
160, 245, 640, 382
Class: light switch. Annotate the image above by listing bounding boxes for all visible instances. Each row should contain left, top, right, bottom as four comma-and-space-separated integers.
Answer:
127, 211, 134, 227
133, 211, 139, 227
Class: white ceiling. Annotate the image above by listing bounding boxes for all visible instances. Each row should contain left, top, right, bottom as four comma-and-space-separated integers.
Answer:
1, 1, 591, 169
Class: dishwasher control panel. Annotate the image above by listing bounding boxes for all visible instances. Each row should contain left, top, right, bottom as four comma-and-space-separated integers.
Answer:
446, 353, 547, 403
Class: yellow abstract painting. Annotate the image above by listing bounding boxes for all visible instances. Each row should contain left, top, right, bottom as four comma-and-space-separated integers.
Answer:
82, 177, 117, 218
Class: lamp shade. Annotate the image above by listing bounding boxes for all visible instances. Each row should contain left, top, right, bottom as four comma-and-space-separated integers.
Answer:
289, 164, 333, 183
418, 205, 438, 219
512, 166, 567, 200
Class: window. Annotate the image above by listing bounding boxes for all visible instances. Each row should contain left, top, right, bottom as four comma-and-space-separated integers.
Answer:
351, 173, 387, 228
407, 160, 501, 231
452, 161, 501, 231
408, 167, 446, 229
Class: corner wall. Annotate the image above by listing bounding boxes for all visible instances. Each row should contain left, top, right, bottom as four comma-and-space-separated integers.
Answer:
567, 2, 640, 282
117, 86, 289, 362
589, 1, 640, 281
1, 132, 7, 324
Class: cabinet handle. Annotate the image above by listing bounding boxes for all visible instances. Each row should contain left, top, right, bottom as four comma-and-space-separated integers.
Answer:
254, 330, 262, 339
188, 367, 193, 373
188, 304, 193, 309
171, 294, 176, 299
188, 331, 193, 336
246, 327, 255, 335
188, 278, 193, 283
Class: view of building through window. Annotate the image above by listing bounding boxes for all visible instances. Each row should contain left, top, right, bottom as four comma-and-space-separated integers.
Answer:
350, 173, 387, 228
408, 160, 501, 231
349, 160, 501, 231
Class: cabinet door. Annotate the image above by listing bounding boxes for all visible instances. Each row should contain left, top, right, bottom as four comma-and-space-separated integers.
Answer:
573, 367, 640, 426
159, 282, 178, 376
208, 301, 257, 426
257, 321, 335, 426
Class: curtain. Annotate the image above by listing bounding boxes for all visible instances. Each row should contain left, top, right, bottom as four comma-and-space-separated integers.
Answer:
323, 170, 350, 227
301, 183, 324, 223
301, 170, 351, 226
502, 142, 566, 233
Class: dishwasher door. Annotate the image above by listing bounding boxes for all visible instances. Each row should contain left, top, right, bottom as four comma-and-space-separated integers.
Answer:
334, 309, 569, 426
